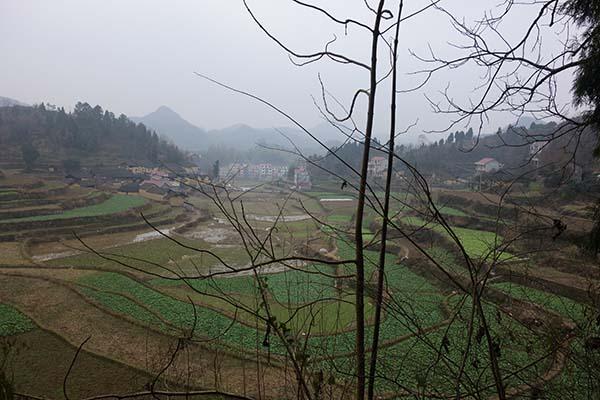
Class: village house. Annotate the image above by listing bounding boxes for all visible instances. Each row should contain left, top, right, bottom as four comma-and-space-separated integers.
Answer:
165, 189, 188, 207
127, 162, 156, 175
183, 165, 201, 175
139, 183, 168, 201
529, 141, 548, 167
118, 182, 140, 194
368, 156, 387, 178
221, 163, 250, 180
294, 166, 311, 191
475, 158, 502, 173
64, 170, 94, 186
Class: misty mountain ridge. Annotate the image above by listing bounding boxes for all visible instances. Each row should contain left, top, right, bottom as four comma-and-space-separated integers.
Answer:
0, 96, 29, 108
130, 105, 208, 150
134, 106, 347, 154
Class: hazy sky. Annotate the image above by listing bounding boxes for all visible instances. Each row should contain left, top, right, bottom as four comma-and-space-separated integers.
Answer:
0, 0, 576, 142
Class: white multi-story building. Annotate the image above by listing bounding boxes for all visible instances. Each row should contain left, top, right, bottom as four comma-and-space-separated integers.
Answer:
256, 163, 274, 179
368, 156, 387, 178
226, 163, 249, 179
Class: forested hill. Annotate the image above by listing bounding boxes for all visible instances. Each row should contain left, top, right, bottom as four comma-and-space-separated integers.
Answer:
0, 102, 184, 168
402, 122, 598, 179
307, 122, 598, 181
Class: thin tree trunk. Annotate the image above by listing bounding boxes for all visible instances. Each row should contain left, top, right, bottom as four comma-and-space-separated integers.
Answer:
367, 2, 403, 399
354, 2, 386, 399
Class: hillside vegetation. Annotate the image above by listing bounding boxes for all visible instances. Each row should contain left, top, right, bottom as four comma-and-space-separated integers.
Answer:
0, 102, 184, 167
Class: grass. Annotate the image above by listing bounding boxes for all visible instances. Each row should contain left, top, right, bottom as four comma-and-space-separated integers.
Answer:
529, 181, 544, 193
0, 304, 35, 336
307, 191, 350, 197
150, 262, 338, 304
425, 246, 470, 276
0, 194, 147, 223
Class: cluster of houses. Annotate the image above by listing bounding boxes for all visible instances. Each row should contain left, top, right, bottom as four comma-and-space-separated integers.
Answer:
221, 162, 313, 191
474, 142, 554, 174
221, 163, 289, 181
64, 162, 205, 205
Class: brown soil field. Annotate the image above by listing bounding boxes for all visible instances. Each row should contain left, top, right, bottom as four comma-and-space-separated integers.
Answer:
0, 272, 293, 399
436, 189, 594, 232
3, 329, 154, 398
27, 228, 174, 260
0, 242, 32, 266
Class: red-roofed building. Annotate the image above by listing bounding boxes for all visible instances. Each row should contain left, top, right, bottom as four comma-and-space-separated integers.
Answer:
475, 158, 502, 173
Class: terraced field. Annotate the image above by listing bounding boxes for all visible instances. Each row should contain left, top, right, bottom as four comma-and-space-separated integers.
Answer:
0, 194, 146, 223
491, 281, 599, 399
1, 180, 597, 399
0, 303, 162, 398
66, 254, 447, 359
402, 215, 513, 261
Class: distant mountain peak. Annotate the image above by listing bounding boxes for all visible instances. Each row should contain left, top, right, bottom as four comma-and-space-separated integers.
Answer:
154, 105, 179, 115
131, 106, 207, 151
226, 123, 254, 131
133, 105, 346, 153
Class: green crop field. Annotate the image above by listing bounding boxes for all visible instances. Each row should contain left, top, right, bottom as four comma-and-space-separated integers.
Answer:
0, 194, 147, 223
491, 282, 588, 321
73, 234, 448, 356
79, 271, 366, 338
331, 294, 551, 395
403, 216, 512, 261
0, 304, 36, 336
491, 282, 599, 400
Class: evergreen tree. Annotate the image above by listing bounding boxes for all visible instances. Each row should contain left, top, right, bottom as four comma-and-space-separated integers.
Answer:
212, 160, 220, 180
466, 128, 474, 142
21, 143, 40, 171
563, 0, 600, 151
